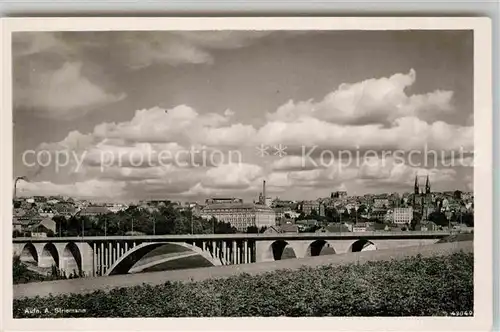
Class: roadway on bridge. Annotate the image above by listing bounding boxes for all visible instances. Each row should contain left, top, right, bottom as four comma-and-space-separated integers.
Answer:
13, 241, 472, 300
13, 230, 453, 243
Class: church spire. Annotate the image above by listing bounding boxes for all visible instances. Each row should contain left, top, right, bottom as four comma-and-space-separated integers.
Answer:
414, 175, 419, 194
425, 175, 431, 194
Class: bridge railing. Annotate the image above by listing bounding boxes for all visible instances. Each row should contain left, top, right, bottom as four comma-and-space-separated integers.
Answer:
12, 230, 457, 242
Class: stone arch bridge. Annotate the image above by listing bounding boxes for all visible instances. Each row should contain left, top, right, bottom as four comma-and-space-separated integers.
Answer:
13, 231, 450, 277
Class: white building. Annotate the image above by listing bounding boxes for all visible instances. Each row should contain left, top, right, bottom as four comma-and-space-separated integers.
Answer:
393, 207, 413, 225
201, 202, 276, 232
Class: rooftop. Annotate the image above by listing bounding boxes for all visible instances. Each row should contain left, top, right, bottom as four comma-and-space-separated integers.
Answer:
202, 202, 274, 211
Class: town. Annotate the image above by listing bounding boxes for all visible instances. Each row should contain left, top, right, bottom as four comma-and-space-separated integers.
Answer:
13, 176, 474, 239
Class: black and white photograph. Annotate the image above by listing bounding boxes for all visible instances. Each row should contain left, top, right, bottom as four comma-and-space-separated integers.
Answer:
2, 17, 492, 330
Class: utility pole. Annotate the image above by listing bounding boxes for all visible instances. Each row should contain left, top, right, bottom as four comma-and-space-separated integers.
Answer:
190, 211, 194, 234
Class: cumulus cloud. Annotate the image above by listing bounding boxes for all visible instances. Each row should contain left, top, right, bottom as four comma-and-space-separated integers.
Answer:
202, 163, 263, 190
93, 105, 255, 147
357, 156, 457, 186
13, 31, 271, 120
271, 156, 319, 172
257, 116, 473, 151
267, 69, 454, 125
15, 62, 126, 119
20, 66, 473, 201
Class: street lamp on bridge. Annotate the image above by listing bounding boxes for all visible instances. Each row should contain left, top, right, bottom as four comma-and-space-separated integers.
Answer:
13, 176, 27, 200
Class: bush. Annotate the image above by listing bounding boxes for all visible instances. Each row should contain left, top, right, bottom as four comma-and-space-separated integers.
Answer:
13, 252, 473, 317
13, 256, 68, 284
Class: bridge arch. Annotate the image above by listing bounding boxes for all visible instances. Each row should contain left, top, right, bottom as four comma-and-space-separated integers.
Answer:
39, 242, 59, 268
20, 242, 38, 264
60, 242, 82, 276
306, 239, 336, 257
348, 238, 377, 252
105, 242, 221, 276
267, 240, 297, 261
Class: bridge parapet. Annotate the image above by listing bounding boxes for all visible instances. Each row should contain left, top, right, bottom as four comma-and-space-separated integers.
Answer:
13, 231, 453, 278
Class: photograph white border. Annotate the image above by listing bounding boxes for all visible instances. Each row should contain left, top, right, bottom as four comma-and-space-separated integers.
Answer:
0, 17, 492, 331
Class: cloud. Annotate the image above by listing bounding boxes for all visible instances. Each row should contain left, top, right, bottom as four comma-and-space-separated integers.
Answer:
21, 65, 472, 201
17, 179, 127, 200
271, 156, 319, 172
118, 31, 272, 68
357, 156, 457, 186
267, 69, 454, 125
12, 31, 272, 120
12, 32, 68, 57
93, 105, 255, 147
15, 62, 126, 119
14, 31, 272, 70
257, 116, 473, 151
201, 163, 263, 190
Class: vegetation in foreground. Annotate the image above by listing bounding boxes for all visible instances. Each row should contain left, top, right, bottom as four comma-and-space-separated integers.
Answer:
437, 233, 474, 243
14, 251, 473, 317
13, 256, 81, 284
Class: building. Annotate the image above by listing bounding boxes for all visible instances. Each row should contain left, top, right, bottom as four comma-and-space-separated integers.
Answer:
352, 223, 368, 232
412, 175, 434, 220
52, 204, 77, 218
273, 206, 294, 224
79, 206, 110, 217
201, 202, 275, 232
393, 207, 414, 225
106, 203, 129, 213
280, 224, 299, 233
373, 198, 390, 209
301, 200, 320, 215
331, 191, 347, 199
319, 203, 326, 217
29, 218, 57, 235
205, 197, 243, 205
258, 180, 272, 207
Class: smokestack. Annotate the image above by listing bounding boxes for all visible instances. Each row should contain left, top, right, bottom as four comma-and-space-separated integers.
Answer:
263, 180, 266, 204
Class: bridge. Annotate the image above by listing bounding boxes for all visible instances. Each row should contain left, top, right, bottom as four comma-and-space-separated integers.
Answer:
13, 231, 452, 278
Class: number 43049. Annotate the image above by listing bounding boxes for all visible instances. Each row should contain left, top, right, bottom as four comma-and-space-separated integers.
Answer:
450, 311, 473, 316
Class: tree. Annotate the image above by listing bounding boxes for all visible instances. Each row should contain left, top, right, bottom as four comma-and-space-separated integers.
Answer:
52, 215, 67, 235
412, 211, 422, 224
410, 217, 418, 231
428, 211, 449, 227
453, 190, 463, 200
246, 226, 259, 233
342, 209, 350, 220
462, 212, 474, 227
296, 212, 306, 221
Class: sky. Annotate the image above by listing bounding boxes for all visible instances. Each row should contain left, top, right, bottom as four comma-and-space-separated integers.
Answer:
12, 30, 474, 203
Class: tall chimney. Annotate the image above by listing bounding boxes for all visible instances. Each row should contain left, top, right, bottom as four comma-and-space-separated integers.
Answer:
263, 180, 266, 205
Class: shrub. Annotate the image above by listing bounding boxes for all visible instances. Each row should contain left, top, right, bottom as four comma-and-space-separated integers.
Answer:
13, 252, 473, 317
